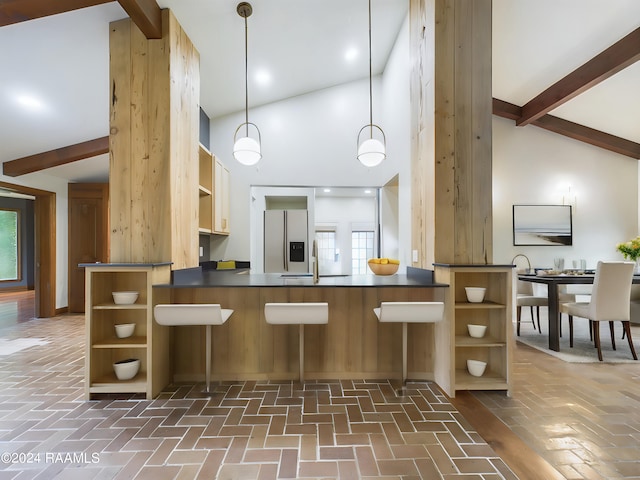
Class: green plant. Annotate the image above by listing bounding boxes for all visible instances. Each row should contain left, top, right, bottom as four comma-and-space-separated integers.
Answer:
616, 236, 640, 261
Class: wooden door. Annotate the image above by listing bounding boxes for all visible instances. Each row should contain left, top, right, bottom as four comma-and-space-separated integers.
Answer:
68, 183, 109, 312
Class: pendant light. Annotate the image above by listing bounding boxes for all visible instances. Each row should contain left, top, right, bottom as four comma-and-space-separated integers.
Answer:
233, 2, 262, 166
357, 0, 386, 167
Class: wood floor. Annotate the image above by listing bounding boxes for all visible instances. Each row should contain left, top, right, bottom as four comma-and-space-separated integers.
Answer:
1, 291, 639, 479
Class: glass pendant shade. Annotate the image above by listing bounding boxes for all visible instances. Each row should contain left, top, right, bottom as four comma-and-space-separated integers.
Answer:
357, 138, 385, 167
233, 135, 261, 166
357, 123, 386, 167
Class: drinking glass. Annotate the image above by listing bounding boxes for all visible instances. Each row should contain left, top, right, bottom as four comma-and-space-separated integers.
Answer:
553, 258, 564, 271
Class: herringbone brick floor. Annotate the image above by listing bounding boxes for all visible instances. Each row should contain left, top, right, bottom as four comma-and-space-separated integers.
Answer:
0, 311, 516, 479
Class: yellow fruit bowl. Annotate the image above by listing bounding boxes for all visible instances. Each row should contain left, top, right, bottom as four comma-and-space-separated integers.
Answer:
367, 258, 400, 276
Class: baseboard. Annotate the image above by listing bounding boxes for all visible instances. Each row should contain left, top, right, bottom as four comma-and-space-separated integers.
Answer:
0, 286, 29, 293
55, 306, 69, 315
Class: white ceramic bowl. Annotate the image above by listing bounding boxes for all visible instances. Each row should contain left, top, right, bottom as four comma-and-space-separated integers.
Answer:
467, 359, 487, 377
112, 291, 139, 305
115, 323, 135, 338
465, 287, 486, 303
467, 324, 487, 338
113, 358, 140, 380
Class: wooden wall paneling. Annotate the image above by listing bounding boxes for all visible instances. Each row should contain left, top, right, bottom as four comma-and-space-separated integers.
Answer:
412, 0, 493, 265
109, 10, 200, 268
410, 0, 433, 269
453, 0, 473, 263
130, 17, 152, 263
167, 9, 199, 269
470, 0, 493, 264
260, 288, 291, 377
109, 19, 133, 263
406, 287, 439, 379
227, 287, 259, 375
362, 288, 382, 374
433, 0, 456, 265
167, 286, 443, 382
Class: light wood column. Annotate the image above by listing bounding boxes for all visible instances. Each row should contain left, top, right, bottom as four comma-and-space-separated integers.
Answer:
109, 9, 200, 269
410, 0, 493, 266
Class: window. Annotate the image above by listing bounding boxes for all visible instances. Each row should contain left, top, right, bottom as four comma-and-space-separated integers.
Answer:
315, 229, 337, 276
351, 230, 374, 275
0, 209, 20, 282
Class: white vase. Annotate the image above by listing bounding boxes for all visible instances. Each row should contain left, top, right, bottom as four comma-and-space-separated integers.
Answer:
635, 259, 640, 275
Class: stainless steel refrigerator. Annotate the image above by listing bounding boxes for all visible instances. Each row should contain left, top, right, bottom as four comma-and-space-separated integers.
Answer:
264, 209, 309, 273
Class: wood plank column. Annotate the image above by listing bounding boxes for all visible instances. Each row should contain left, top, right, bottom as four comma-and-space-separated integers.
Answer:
109, 9, 200, 269
410, 0, 493, 266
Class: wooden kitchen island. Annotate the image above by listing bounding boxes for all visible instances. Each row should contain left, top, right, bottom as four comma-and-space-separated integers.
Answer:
155, 267, 448, 384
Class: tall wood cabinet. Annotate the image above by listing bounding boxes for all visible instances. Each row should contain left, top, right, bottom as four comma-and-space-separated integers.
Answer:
83, 263, 171, 400
198, 143, 230, 236
433, 264, 513, 397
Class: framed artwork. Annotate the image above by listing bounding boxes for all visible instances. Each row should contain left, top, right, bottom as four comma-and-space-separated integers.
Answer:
512, 205, 572, 246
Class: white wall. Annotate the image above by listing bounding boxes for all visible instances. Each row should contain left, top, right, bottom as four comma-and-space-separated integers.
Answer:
0, 172, 69, 311
209, 15, 411, 266
493, 116, 638, 270
381, 16, 410, 266
315, 195, 378, 275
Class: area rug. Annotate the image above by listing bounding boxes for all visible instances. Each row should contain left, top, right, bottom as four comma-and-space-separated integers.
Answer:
514, 312, 640, 363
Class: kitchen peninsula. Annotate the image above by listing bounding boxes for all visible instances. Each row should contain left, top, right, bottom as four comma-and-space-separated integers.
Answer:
84, 263, 512, 400
155, 266, 448, 386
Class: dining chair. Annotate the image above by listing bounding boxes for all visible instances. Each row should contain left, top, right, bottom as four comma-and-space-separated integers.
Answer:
562, 261, 637, 361
516, 278, 547, 335
558, 285, 577, 338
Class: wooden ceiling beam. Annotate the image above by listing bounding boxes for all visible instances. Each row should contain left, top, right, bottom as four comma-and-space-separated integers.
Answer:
117, 0, 162, 39
516, 27, 640, 126
0, 0, 112, 27
494, 98, 640, 159
1, 0, 162, 39
2, 136, 109, 177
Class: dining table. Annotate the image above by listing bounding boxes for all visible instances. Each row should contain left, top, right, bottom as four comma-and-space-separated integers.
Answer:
518, 272, 640, 351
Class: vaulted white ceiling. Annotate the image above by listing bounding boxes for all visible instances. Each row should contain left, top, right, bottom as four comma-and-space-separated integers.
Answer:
0, 0, 638, 184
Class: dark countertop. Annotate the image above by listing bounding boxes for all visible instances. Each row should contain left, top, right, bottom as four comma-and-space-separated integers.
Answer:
80, 262, 173, 268
157, 267, 449, 288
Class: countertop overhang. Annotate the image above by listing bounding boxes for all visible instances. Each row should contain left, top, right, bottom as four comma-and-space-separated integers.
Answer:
157, 267, 448, 288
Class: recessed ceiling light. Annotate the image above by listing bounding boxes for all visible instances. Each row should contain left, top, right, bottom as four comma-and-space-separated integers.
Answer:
255, 69, 271, 86
345, 47, 358, 62
324, 188, 331, 193
15, 94, 46, 112
364, 189, 372, 194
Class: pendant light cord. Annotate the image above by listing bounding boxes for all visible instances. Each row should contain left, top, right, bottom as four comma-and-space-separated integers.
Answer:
368, 0, 373, 138
244, 15, 249, 136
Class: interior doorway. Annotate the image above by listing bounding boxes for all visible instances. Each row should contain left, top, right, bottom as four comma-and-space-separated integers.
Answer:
0, 181, 56, 318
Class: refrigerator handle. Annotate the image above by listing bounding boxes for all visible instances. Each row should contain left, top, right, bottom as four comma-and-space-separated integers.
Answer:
283, 211, 288, 271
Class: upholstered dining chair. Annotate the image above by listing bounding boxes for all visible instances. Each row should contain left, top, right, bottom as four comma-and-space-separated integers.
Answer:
516, 278, 547, 335
562, 261, 637, 361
